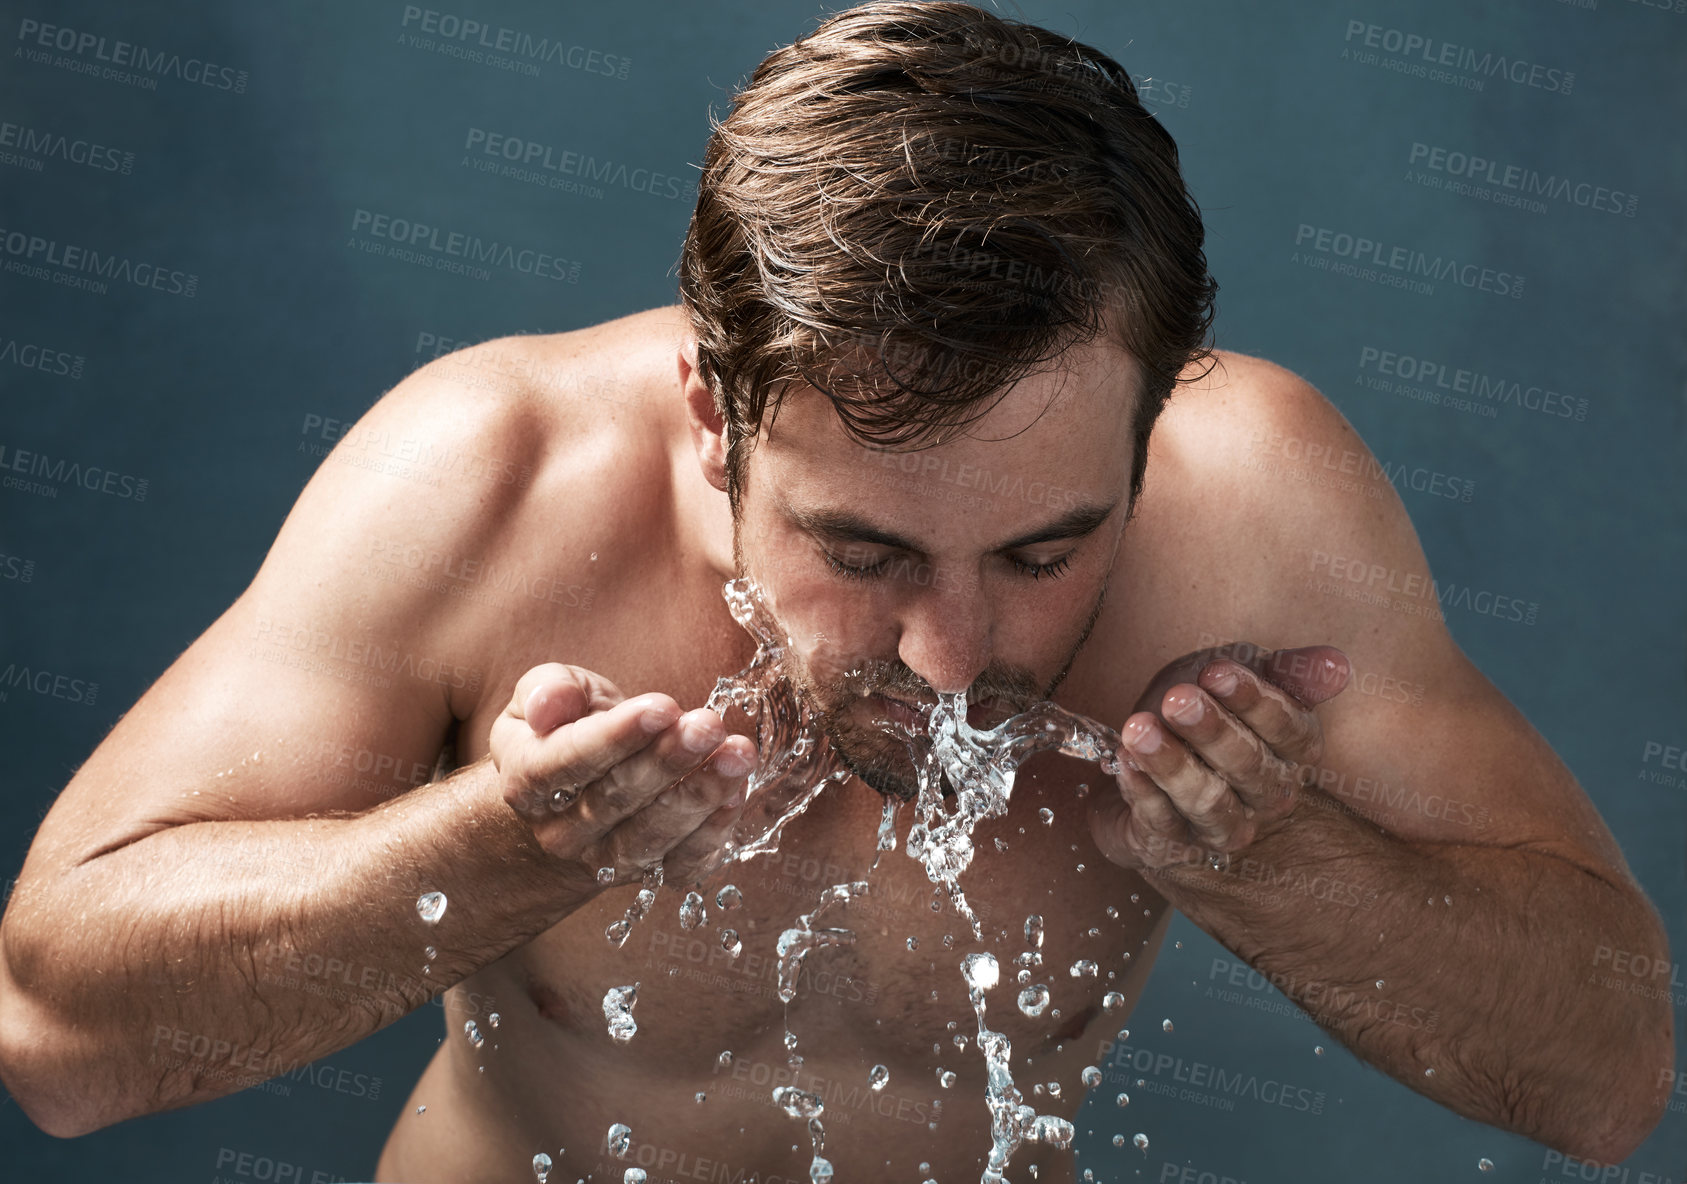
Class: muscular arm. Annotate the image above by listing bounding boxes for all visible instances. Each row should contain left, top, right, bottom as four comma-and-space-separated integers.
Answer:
0, 754, 581, 1135
1109, 354, 1671, 1161
0, 343, 746, 1137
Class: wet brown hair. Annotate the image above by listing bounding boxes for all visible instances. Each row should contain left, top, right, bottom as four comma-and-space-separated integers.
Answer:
678, 0, 1218, 513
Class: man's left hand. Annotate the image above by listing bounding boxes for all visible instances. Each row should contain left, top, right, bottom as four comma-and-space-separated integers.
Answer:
1089, 644, 1351, 871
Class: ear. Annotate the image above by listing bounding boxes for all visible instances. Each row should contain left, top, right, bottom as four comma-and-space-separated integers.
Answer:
679, 338, 729, 494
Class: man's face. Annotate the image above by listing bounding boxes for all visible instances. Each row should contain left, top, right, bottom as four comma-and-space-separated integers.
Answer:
728, 338, 1140, 799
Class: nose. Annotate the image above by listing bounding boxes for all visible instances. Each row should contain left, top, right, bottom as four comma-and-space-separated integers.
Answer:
895, 575, 992, 696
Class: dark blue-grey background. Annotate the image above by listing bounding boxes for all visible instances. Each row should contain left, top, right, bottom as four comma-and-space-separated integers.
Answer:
2, 1, 1683, 1181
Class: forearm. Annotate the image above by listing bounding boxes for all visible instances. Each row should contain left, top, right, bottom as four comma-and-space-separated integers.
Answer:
1141, 789, 1673, 1160
0, 753, 586, 1134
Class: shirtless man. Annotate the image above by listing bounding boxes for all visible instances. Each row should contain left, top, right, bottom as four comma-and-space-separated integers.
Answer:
0, 4, 1670, 1182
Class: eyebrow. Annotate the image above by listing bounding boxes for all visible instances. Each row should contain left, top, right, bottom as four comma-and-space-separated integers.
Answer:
785, 497, 1121, 555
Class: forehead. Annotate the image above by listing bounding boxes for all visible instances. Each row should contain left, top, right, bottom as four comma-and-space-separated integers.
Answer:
758, 335, 1141, 470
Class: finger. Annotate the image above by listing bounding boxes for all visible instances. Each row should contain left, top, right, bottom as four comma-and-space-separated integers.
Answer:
1196, 659, 1326, 767
506, 663, 628, 734
646, 784, 751, 886
567, 710, 747, 836
504, 692, 682, 820
1120, 712, 1250, 852
1256, 646, 1350, 708
1160, 682, 1301, 812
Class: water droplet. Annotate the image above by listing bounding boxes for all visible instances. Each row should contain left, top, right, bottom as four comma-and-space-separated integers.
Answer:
1112, 1134, 1125, 1147
1025, 914, 1044, 948
679, 891, 707, 931
1017, 984, 1050, 1017
721, 929, 742, 958
424, 945, 437, 961
716, 884, 743, 909
416, 892, 447, 924
605, 919, 632, 947
1081, 1065, 1102, 1088
952, 1033, 968, 1051
1046, 1081, 1062, 1098
1103, 991, 1126, 1013
809, 1159, 833, 1184
869, 1064, 889, 1091
463, 1020, 484, 1049
415, 1104, 426, 1115
1038, 807, 1054, 825
607, 1123, 632, 1159
1133, 1133, 1149, 1152
597, 867, 615, 885
1443, 894, 1452, 906
1105, 905, 1119, 919
602, 984, 639, 1044
907, 936, 919, 951
1375, 978, 1386, 989
773, 1085, 824, 1119
1069, 959, 1098, 978
938, 1069, 956, 1088
1087, 927, 1101, 938
624, 1170, 646, 1184
962, 951, 999, 994
532, 1152, 552, 1183
942, 933, 955, 950
718, 1050, 733, 1067
1116, 1091, 1130, 1106
695, 1091, 707, 1103
589, 551, 598, 561
1029, 1115, 1074, 1149
1424, 1067, 1436, 1077
994, 837, 1008, 852
1478, 1158, 1494, 1172
1161, 1018, 1174, 1032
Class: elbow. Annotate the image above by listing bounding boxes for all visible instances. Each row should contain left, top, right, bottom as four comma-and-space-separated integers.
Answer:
0, 924, 124, 1138
1548, 1025, 1673, 1166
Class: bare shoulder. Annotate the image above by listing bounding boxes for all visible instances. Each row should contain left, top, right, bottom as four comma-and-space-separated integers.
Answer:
1124, 350, 1629, 869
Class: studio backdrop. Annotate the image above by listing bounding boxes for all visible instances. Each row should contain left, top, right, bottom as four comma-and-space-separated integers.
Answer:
1, 2, 1683, 1183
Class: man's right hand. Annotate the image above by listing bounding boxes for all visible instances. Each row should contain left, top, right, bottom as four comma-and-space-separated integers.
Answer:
491, 663, 754, 889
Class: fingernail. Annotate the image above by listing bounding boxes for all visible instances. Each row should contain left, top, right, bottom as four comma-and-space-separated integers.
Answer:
1206, 668, 1239, 696
1128, 719, 1161, 753
682, 717, 719, 753
1167, 695, 1204, 725
641, 704, 675, 734
711, 749, 753, 778
524, 686, 545, 720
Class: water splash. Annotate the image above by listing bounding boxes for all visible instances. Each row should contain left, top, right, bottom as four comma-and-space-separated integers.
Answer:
602, 984, 639, 1044
704, 580, 854, 864
463, 1020, 484, 1050
702, 580, 1132, 1184
890, 689, 1123, 941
